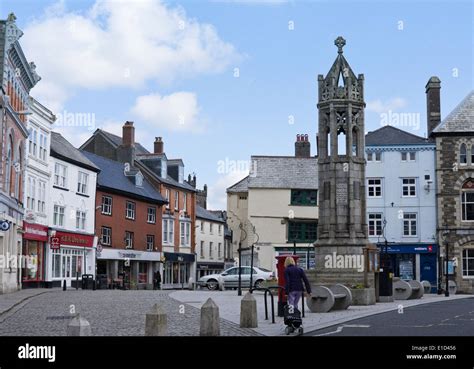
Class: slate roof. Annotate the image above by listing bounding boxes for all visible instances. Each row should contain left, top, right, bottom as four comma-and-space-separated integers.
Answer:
248, 156, 318, 189
433, 91, 474, 134
227, 176, 249, 193
90, 129, 194, 191
99, 129, 149, 155
81, 151, 166, 204
50, 132, 100, 172
365, 125, 430, 146
196, 205, 225, 223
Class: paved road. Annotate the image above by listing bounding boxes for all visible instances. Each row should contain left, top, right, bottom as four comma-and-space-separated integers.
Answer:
0, 289, 260, 336
306, 297, 474, 336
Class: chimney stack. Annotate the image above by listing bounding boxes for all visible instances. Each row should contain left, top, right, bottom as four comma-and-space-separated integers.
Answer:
295, 134, 311, 157
117, 121, 136, 164
425, 76, 441, 139
154, 137, 164, 154
122, 121, 135, 147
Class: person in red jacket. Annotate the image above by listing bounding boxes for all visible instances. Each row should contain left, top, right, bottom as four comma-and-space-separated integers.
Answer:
284, 256, 312, 308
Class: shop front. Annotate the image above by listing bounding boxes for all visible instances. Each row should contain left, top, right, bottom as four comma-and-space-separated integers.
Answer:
45, 230, 96, 288
97, 248, 161, 289
377, 243, 438, 292
197, 262, 225, 279
162, 252, 195, 289
22, 222, 48, 288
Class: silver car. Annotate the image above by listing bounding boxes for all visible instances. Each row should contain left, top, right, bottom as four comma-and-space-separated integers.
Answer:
198, 266, 275, 291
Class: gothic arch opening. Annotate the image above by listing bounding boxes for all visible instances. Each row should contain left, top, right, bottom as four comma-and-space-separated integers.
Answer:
337, 126, 346, 155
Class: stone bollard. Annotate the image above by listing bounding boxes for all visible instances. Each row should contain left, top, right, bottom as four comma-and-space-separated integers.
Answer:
145, 304, 168, 336
63, 280, 66, 291
240, 292, 258, 328
200, 298, 220, 336
67, 314, 91, 336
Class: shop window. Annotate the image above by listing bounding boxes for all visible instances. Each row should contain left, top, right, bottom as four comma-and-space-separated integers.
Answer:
288, 221, 317, 243
138, 263, 148, 284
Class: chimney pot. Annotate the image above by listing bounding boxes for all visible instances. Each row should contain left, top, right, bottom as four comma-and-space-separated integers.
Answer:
295, 133, 311, 157
425, 76, 441, 140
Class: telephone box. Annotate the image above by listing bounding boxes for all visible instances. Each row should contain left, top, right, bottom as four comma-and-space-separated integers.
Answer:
275, 254, 300, 317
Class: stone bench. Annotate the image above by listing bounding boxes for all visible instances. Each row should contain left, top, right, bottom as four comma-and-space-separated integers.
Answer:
421, 280, 432, 294
393, 278, 424, 300
306, 284, 352, 313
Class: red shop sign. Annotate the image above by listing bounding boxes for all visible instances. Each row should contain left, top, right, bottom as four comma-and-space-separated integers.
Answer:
23, 222, 48, 242
54, 231, 94, 248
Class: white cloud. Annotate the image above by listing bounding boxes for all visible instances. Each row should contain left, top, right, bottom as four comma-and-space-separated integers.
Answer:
131, 91, 203, 132
22, 0, 241, 107
207, 171, 248, 210
366, 97, 407, 114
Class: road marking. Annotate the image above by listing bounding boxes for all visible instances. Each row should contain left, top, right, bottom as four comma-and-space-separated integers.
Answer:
313, 324, 370, 336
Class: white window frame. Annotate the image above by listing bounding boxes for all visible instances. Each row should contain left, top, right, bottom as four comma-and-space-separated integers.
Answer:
165, 189, 170, 209
368, 213, 383, 236
163, 218, 174, 245
146, 235, 154, 251
462, 249, 474, 278
101, 226, 111, 246
53, 205, 65, 227
200, 241, 204, 258
183, 193, 187, 212
147, 207, 156, 224
54, 162, 67, 188
403, 213, 417, 237
76, 210, 86, 230
461, 191, 474, 222
367, 178, 382, 198
174, 191, 179, 210
77, 171, 89, 195
218, 224, 222, 236
38, 180, 46, 213
180, 221, 190, 247
125, 201, 136, 220
101, 196, 112, 215
402, 178, 417, 197
125, 231, 134, 249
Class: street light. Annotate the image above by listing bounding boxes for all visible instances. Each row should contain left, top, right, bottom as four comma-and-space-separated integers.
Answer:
443, 229, 450, 297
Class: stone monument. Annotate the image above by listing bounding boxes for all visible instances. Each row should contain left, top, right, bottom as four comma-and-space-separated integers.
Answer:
308, 37, 376, 299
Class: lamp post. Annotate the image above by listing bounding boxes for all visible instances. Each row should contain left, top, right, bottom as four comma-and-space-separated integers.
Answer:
445, 236, 449, 297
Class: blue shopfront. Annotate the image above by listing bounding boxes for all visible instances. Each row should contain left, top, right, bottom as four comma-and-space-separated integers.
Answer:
377, 243, 438, 293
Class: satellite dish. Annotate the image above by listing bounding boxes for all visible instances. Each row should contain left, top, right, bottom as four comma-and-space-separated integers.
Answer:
0, 221, 10, 231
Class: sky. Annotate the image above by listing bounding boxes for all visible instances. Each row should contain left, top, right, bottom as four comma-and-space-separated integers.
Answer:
1, 0, 472, 209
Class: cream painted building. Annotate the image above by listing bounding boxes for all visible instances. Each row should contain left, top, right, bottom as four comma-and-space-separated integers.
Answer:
227, 135, 319, 272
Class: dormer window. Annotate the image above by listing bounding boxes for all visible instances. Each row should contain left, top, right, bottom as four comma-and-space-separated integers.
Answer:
135, 172, 143, 187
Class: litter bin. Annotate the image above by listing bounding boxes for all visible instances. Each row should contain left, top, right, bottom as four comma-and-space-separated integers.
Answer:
81, 274, 95, 290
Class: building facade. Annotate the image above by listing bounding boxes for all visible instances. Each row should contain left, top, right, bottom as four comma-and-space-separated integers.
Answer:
196, 205, 226, 278
47, 132, 99, 287
80, 123, 197, 289
365, 125, 438, 290
227, 135, 319, 272
429, 83, 474, 294
0, 13, 41, 293
22, 97, 55, 288
82, 151, 166, 289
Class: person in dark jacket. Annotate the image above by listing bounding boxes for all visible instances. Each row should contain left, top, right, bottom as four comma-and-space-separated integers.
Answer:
284, 256, 312, 308
154, 270, 162, 290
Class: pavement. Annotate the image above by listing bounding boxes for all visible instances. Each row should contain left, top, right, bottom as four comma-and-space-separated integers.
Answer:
170, 290, 474, 336
0, 289, 261, 336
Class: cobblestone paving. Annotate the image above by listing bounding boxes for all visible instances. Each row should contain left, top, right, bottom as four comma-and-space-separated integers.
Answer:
0, 289, 261, 336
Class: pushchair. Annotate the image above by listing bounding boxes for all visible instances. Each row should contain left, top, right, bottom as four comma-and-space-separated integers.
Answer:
283, 304, 304, 335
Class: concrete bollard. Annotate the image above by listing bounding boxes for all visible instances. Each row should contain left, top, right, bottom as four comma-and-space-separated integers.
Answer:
63, 280, 67, 291
145, 304, 168, 336
240, 292, 258, 328
67, 314, 91, 336
200, 298, 220, 336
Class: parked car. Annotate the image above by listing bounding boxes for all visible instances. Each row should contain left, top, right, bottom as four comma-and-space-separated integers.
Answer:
198, 266, 275, 291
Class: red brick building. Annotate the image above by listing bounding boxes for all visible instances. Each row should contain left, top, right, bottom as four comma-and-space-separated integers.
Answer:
81, 123, 197, 289
82, 151, 166, 289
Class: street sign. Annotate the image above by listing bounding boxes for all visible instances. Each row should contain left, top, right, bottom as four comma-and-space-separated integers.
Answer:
50, 237, 60, 249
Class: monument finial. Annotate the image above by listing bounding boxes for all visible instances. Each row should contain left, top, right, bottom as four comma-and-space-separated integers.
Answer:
335, 36, 346, 54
